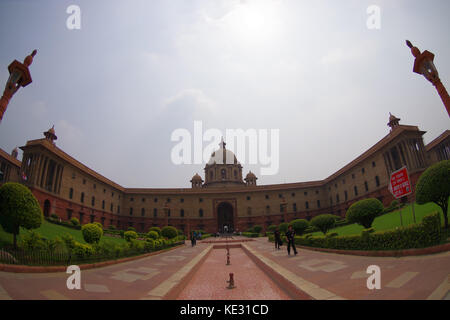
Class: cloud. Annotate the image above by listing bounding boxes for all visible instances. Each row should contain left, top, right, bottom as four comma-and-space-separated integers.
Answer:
163, 88, 217, 119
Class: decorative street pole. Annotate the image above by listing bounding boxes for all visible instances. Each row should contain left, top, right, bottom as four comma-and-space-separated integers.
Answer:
163, 201, 170, 227
406, 40, 450, 117
280, 196, 288, 223
0, 50, 37, 122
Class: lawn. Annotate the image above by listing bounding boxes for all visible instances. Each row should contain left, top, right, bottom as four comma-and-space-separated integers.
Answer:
310, 202, 447, 236
0, 220, 128, 247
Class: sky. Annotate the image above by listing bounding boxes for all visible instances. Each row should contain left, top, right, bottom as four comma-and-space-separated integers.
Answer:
0, 0, 449, 188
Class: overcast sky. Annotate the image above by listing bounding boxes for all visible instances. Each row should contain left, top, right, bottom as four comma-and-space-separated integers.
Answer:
0, 0, 449, 188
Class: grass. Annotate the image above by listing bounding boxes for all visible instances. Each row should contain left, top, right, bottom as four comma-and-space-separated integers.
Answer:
310, 202, 447, 237
0, 219, 129, 248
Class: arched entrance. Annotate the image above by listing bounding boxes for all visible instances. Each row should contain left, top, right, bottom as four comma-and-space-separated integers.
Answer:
43, 199, 50, 217
217, 202, 234, 233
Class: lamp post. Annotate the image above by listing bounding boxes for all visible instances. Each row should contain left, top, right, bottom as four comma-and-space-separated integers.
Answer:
280, 197, 288, 223
163, 201, 170, 227
406, 40, 450, 117
0, 50, 37, 122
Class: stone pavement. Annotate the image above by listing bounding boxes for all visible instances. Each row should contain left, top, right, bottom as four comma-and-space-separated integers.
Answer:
0, 237, 448, 300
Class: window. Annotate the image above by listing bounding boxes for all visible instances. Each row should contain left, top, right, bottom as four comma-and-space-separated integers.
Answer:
180, 209, 184, 217
111, 203, 113, 212
167, 198, 171, 203
336, 194, 340, 203
141, 208, 145, 216
344, 190, 348, 201
278, 194, 283, 198
234, 170, 237, 178
112, 192, 114, 197
317, 200, 321, 208
291, 193, 295, 197
362, 168, 365, 174
305, 201, 309, 209
142, 198, 145, 202
266, 205, 270, 214
154, 198, 158, 203
93, 184, 96, 189
246, 196, 251, 200
83, 179, 86, 185
293, 203, 297, 212
90, 215, 95, 223
352, 173, 355, 179
153, 208, 157, 217
221, 169, 226, 179
315, 190, 319, 194
199, 198, 203, 203
69, 188, 73, 199
304, 191, 308, 196
375, 176, 380, 187
167, 210, 171, 217
372, 161, 376, 167
102, 200, 105, 209
117, 206, 120, 214
199, 209, 203, 217
354, 186, 358, 196
91, 196, 95, 206
265, 195, 269, 199
103, 189, 106, 193
247, 207, 252, 215
130, 197, 134, 202
364, 181, 369, 192
180, 198, 184, 203
81, 192, 84, 203
130, 207, 133, 216
342, 179, 346, 184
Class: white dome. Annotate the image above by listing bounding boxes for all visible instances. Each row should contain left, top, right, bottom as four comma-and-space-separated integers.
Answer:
207, 138, 240, 165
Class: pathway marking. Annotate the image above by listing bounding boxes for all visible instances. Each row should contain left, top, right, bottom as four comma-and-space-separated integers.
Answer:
385, 272, 419, 288
41, 290, 70, 300
0, 284, 12, 300
146, 245, 213, 299
427, 275, 450, 300
110, 267, 160, 283
298, 259, 347, 273
350, 270, 368, 280
242, 243, 344, 300
84, 284, 110, 293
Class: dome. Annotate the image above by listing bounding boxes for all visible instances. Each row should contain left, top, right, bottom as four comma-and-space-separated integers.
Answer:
207, 138, 239, 165
191, 173, 203, 182
245, 171, 257, 180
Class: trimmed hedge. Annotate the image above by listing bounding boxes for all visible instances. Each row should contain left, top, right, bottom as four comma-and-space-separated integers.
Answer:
294, 211, 441, 251
269, 211, 442, 251
242, 232, 260, 238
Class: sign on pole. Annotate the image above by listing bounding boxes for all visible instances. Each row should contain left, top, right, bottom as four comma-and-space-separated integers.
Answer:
388, 166, 412, 199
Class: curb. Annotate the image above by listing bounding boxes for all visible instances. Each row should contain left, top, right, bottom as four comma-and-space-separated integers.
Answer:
295, 242, 450, 257
0, 244, 185, 273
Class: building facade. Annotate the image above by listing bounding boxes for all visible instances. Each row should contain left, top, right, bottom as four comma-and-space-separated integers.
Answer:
1, 115, 448, 235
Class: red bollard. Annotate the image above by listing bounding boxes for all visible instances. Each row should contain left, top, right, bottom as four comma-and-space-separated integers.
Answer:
227, 273, 235, 289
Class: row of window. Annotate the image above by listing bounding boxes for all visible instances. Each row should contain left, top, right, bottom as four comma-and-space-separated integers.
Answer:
330, 176, 381, 205
129, 208, 205, 218
328, 163, 377, 191
69, 188, 120, 213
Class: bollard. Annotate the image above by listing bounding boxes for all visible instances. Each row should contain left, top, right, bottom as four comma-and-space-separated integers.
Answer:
226, 252, 230, 265
226, 273, 235, 289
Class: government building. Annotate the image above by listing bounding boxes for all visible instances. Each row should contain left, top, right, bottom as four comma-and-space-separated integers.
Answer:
0, 114, 449, 235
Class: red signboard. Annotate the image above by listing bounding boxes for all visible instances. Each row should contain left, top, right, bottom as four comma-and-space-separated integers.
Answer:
389, 166, 412, 199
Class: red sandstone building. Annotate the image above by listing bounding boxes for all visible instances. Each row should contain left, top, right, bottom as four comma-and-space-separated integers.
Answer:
0, 115, 449, 235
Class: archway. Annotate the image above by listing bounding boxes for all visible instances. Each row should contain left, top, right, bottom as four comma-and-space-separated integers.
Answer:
43, 199, 50, 217
217, 202, 234, 233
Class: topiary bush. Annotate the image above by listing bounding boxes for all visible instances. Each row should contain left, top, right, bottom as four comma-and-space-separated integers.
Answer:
416, 160, 450, 229
289, 219, 309, 235
21, 230, 45, 251
124, 231, 138, 242
82, 223, 103, 244
127, 226, 136, 232
267, 225, 277, 233
161, 226, 178, 239
72, 241, 95, 259
311, 214, 336, 235
253, 225, 263, 234
147, 231, 159, 240
70, 217, 80, 226
279, 222, 289, 234
346, 198, 384, 229
0, 182, 43, 248
148, 227, 161, 236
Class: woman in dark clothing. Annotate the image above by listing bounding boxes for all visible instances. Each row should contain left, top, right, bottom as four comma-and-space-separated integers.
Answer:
286, 225, 298, 256
274, 228, 282, 250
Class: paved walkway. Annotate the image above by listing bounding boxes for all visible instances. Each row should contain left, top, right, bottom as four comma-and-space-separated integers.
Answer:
0, 237, 448, 300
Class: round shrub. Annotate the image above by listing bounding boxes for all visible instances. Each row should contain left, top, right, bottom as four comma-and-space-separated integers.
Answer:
0, 182, 43, 248
148, 227, 161, 236
147, 231, 159, 240
346, 198, 384, 229
267, 225, 277, 233
124, 230, 138, 242
253, 225, 263, 234
161, 226, 178, 239
416, 160, 450, 229
289, 219, 309, 235
72, 241, 95, 259
311, 214, 336, 235
279, 222, 289, 234
127, 226, 136, 232
93, 222, 103, 229
81, 223, 103, 244
70, 217, 80, 226
21, 230, 45, 251
108, 224, 116, 230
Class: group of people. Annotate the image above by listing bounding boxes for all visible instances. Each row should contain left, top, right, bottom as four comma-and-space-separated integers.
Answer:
190, 231, 202, 247
274, 225, 298, 256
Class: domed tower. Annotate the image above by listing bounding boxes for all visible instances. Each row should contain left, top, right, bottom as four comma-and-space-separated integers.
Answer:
11, 147, 19, 159
203, 138, 245, 188
244, 171, 257, 186
44, 125, 57, 145
387, 113, 401, 132
190, 173, 203, 188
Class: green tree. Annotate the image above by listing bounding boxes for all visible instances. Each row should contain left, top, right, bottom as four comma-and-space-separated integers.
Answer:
346, 198, 384, 229
289, 219, 309, 235
147, 231, 159, 240
416, 160, 450, 229
148, 226, 161, 236
0, 183, 43, 248
161, 226, 178, 239
124, 230, 138, 242
311, 214, 336, 235
82, 223, 103, 244
278, 222, 289, 234
253, 225, 263, 234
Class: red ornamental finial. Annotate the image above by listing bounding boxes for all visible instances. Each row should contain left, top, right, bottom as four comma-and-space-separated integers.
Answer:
406, 40, 420, 58
24, 49, 37, 67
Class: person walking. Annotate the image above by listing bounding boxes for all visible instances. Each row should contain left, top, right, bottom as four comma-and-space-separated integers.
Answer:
193, 231, 197, 246
191, 231, 195, 247
274, 228, 282, 250
286, 225, 297, 256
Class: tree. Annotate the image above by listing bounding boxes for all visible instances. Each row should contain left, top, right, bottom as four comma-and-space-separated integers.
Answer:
253, 225, 263, 234
161, 226, 178, 239
416, 160, 450, 229
148, 226, 161, 236
346, 198, 384, 229
311, 214, 336, 235
0, 183, 43, 248
82, 223, 103, 244
278, 222, 289, 234
124, 231, 138, 242
289, 219, 309, 235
